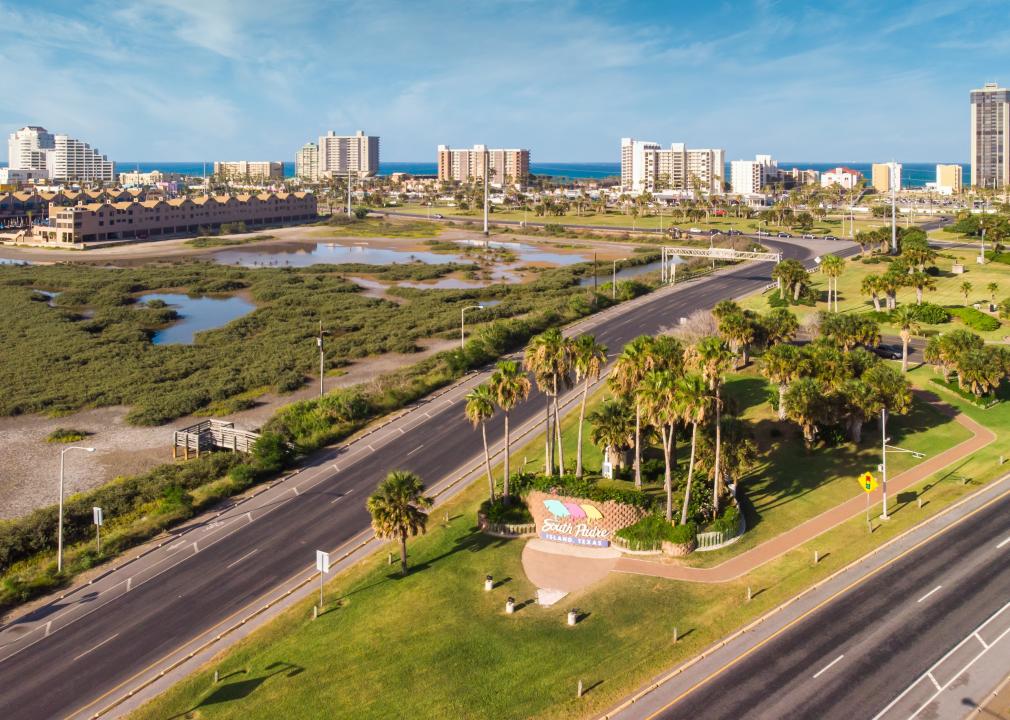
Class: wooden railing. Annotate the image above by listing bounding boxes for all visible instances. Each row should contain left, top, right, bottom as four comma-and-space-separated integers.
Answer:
173, 419, 260, 459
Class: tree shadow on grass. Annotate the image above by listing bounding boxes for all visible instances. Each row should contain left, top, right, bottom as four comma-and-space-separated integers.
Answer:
170, 662, 304, 719
387, 526, 513, 579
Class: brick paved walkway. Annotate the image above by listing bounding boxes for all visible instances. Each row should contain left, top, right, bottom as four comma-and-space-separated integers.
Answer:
615, 400, 995, 583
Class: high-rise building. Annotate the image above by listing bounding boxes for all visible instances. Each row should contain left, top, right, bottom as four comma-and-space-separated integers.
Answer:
295, 131, 378, 181
619, 138, 724, 195
731, 154, 780, 195
936, 164, 963, 195
871, 162, 902, 193
436, 145, 530, 187
7, 126, 55, 174
971, 82, 1010, 189
213, 161, 284, 181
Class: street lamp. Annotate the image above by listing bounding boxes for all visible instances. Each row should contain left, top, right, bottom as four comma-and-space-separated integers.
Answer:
58, 446, 95, 573
612, 258, 627, 300
316, 321, 330, 397
461, 304, 484, 349
879, 408, 925, 520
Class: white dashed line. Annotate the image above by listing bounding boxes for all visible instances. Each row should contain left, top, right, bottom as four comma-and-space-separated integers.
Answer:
917, 585, 942, 603
812, 654, 844, 679
73, 633, 119, 662
997, 536, 1010, 549
226, 549, 259, 569
407, 444, 424, 456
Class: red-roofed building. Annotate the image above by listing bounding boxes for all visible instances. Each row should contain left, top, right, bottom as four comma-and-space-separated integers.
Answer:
820, 166, 863, 190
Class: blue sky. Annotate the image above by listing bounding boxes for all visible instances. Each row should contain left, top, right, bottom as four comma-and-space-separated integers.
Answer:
0, 1, 1003, 163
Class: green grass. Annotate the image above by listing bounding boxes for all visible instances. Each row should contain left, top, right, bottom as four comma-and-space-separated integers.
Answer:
185, 235, 276, 249
740, 247, 1010, 341
129, 367, 1002, 720
44, 428, 89, 443
315, 216, 442, 238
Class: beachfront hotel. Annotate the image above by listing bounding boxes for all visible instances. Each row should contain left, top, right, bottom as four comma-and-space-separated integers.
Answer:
971, 82, 1010, 189
7, 125, 114, 183
30, 192, 317, 246
436, 145, 530, 187
295, 131, 379, 181
213, 161, 284, 181
619, 138, 725, 195
871, 162, 902, 193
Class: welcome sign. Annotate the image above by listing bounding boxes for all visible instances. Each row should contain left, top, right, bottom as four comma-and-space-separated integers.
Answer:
528, 490, 647, 549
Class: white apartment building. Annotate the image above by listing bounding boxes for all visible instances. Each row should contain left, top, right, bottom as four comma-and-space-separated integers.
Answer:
8, 126, 114, 182
213, 161, 284, 181
820, 166, 863, 190
295, 130, 379, 182
436, 145, 530, 187
620, 138, 724, 195
730, 154, 781, 195
295, 143, 320, 182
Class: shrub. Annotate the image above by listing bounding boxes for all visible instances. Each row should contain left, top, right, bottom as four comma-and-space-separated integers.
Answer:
511, 473, 657, 511
668, 522, 697, 544
251, 432, 294, 473
912, 303, 950, 324
711, 505, 741, 537
948, 306, 1001, 332
228, 463, 260, 489
615, 515, 680, 551
45, 428, 88, 444
353, 207, 369, 219
479, 497, 533, 525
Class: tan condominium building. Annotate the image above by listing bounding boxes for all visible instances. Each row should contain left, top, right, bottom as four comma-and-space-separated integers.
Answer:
936, 164, 963, 194
436, 145, 530, 187
296, 130, 379, 181
971, 82, 1010, 188
871, 162, 902, 193
33, 192, 317, 245
213, 161, 284, 181
620, 138, 724, 194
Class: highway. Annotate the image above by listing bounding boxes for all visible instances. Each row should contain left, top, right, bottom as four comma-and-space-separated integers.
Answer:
0, 236, 850, 719
636, 487, 1010, 720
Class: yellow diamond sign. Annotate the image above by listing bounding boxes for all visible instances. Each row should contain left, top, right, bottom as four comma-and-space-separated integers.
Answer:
859, 472, 878, 493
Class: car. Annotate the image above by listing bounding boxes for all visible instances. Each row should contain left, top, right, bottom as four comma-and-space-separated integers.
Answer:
872, 344, 903, 360
824, 235, 838, 241
727, 229, 742, 235
688, 227, 703, 234
756, 230, 770, 236
802, 233, 815, 239
709, 228, 721, 234
432, 213, 444, 219
777, 232, 791, 238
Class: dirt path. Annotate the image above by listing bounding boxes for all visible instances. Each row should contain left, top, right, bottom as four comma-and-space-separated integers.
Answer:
614, 399, 995, 583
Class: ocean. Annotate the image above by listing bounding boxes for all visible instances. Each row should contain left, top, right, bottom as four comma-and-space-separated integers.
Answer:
3, 160, 970, 187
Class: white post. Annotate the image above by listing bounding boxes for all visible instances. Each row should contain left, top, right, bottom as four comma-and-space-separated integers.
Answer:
881, 408, 890, 520
57, 446, 95, 573
890, 177, 897, 254
612, 259, 618, 300
317, 321, 324, 398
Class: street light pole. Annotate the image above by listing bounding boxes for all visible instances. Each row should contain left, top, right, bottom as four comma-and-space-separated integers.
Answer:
890, 173, 897, 254
317, 321, 327, 397
58, 446, 95, 573
461, 304, 483, 350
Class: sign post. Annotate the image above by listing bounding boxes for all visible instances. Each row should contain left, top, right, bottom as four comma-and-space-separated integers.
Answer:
859, 472, 878, 532
92, 506, 103, 554
315, 550, 330, 607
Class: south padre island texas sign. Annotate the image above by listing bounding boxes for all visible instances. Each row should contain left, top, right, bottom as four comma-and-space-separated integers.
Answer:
527, 490, 647, 548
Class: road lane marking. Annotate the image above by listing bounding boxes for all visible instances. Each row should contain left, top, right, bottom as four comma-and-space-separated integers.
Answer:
917, 585, 942, 603
330, 489, 353, 504
73, 633, 119, 662
974, 631, 990, 649
927, 671, 942, 691
126, 577, 132, 592
812, 654, 844, 679
44, 621, 51, 638
226, 549, 259, 569
192, 541, 199, 553
997, 536, 1010, 549
406, 444, 424, 456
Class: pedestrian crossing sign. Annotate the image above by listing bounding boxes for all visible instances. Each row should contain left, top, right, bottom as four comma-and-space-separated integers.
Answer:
860, 472, 878, 493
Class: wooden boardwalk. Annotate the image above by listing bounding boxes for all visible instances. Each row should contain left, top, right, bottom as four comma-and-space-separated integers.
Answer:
172, 419, 259, 459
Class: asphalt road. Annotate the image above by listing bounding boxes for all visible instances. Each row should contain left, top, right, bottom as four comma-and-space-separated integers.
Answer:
0, 236, 850, 720
649, 488, 1010, 720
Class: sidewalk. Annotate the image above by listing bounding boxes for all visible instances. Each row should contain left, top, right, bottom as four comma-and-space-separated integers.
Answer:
615, 399, 995, 583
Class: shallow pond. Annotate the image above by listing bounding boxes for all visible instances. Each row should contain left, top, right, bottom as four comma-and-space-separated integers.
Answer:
141, 293, 255, 345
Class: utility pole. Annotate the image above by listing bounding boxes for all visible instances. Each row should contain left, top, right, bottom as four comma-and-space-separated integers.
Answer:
317, 321, 327, 397
58, 446, 95, 573
347, 166, 353, 218
881, 408, 890, 520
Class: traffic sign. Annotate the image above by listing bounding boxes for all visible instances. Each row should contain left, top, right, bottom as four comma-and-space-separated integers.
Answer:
316, 550, 330, 574
859, 472, 878, 493
92, 507, 103, 526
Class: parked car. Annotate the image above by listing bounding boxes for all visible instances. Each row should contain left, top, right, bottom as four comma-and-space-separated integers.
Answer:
802, 233, 815, 239
756, 230, 771, 236
689, 227, 703, 234
727, 229, 742, 235
824, 235, 838, 241
872, 344, 903, 360
709, 228, 721, 235
777, 232, 792, 238
432, 213, 444, 219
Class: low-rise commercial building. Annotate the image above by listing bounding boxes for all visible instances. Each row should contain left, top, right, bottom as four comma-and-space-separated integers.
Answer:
213, 161, 284, 181
436, 145, 530, 187
871, 162, 902, 193
936, 164, 963, 195
32, 192, 317, 245
820, 166, 863, 190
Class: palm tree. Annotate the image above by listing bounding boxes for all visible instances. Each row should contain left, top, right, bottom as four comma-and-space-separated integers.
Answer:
609, 336, 654, 487
761, 308, 799, 347
891, 305, 920, 373
674, 374, 710, 525
464, 384, 497, 501
366, 470, 433, 576
783, 378, 826, 448
761, 343, 803, 420
571, 334, 608, 478
588, 398, 634, 472
688, 337, 734, 514
861, 274, 883, 312
820, 254, 845, 312
488, 360, 531, 499
961, 281, 973, 306
905, 270, 936, 305
637, 370, 680, 521
524, 328, 571, 476
717, 310, 757, 368
989, 282, 1000, 305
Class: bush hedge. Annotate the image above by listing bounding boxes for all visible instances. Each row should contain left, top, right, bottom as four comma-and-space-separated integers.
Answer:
948, 306, 1001, 332
615, 515, 684, 551
511, 473, 658, 511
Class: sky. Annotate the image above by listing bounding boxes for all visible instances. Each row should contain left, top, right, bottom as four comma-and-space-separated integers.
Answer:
0, 0, 1004, 163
